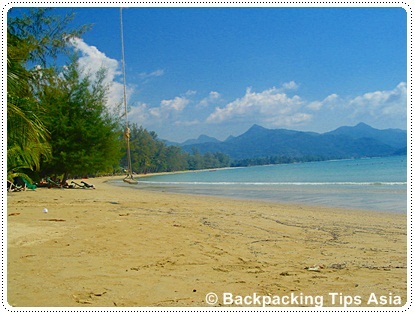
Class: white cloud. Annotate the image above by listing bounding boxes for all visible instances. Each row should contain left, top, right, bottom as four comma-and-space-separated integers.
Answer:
160, 96, 190, 111
174, 119, 200, 126
348, 82, 406, 119
148, 107, 162, 118
83, 62, 406, 141
197, 91, 221, 108
147, 91, 194, 121
282, 81, 299, 91
69, 37, 120, 81
139, 69, 165, 80
265, 113, 312, 126
206, 84, 305, 127
305, 83, 406, 123
69, 37, 134, 115
307, 94, 339, 111
299, 83, 407, 132
210, 91, 221, 99
124, 81, 406, 142
204, 82, 407, 132
185, 90, 197, 97
128, 102, 150, 124
310, 83, 407, 119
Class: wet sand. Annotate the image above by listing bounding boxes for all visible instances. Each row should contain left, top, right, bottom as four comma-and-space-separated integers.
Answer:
7, 176, 407, 307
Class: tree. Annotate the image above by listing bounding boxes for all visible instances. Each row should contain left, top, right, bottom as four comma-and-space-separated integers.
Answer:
7, 30, 51, 181
7, 8, 90, 181
124, 125, 153, 173
187, 148, 205, 170
37, 59, 122, 183
164, 146, 188, 172
8, 8, 90, 68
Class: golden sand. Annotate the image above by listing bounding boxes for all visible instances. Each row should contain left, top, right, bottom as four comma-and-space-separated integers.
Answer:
7, 176, 407, 307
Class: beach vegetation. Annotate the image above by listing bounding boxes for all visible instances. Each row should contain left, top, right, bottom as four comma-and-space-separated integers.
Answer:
35, 59, 122, 183
7, 8, 120, 183
122, 124, 230, 174
6, 10, 64, 181
231, 155, 328, 167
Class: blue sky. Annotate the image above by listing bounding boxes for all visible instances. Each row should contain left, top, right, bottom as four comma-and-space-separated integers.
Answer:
9, 6, 408, 142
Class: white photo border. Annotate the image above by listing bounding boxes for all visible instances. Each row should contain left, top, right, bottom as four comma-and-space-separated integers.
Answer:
2, 1, 412, 313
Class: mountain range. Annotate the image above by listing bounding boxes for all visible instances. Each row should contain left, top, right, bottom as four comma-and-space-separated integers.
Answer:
174, 123, 406, 161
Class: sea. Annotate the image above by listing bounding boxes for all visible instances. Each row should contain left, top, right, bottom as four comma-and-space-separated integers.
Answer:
117, 156, 408, 213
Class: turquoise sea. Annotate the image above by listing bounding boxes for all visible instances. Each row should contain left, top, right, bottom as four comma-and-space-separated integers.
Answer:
120, 156, 408, 213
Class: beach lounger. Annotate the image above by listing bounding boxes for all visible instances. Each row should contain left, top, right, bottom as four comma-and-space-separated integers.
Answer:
81, 181, 95, 189
22, 178, 37, 191
71, 181, 85, 188
70, 180, 95, 189
7, 180, 23, 192
47, 178, 63, 189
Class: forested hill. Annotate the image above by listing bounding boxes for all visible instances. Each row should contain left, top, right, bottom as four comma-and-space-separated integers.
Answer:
180, 123, 407, 163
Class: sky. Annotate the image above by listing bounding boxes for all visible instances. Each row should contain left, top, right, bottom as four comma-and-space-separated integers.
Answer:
8, 6, 408, 142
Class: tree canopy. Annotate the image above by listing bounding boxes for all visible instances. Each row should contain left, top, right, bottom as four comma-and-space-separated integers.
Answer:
7, 8, 120, 183
36, 59, 122, 182
122, 124, 230, 174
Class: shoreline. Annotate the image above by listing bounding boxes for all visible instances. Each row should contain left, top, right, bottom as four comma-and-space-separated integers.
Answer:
7, 176, 407, 307
108, 175, 407, 214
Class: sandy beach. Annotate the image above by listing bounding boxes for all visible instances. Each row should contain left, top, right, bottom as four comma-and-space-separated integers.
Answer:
6, 176, 407, 307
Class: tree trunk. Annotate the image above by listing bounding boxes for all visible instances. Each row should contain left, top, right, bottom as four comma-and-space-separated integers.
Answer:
62, 172, 69, 185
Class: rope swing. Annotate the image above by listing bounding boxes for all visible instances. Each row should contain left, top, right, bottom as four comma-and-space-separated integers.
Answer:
120, 8, 138, 184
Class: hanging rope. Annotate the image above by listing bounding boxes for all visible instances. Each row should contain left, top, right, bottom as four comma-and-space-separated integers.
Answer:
120, 8, 128, 126
120, 8, 137, 184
